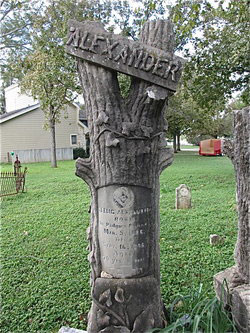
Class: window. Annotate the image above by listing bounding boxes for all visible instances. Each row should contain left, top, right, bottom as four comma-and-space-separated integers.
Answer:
71, 134, 77, 145
80, 119, 88, 127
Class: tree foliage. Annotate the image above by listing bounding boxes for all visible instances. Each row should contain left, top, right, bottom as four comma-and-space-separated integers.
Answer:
0, 0, 44, 113
111, 0, 170, 39
165, 0, 249, 145
171, 0, 250, 108
1, 0, 249, 153
2, 0, 116, 166
0, 0, 44, 82
166, 81, 234, 148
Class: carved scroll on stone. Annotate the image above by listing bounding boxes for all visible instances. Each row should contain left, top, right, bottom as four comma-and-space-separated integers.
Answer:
66, 19, 183, 332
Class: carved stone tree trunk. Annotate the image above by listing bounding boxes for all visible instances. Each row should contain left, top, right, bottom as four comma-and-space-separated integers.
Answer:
73, 20, 178, 333
214, 107, 250, 333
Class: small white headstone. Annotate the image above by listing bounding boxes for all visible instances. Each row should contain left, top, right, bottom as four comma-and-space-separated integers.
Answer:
175, 184, 191, 209
210, 234, 221, 245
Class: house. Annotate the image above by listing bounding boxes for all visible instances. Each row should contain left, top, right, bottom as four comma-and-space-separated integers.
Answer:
0, 83, 89, 163
78, 108, 90, 154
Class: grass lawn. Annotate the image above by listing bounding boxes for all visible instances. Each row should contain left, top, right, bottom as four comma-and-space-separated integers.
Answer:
180, 145, 199, 150
0, 152, 237, 332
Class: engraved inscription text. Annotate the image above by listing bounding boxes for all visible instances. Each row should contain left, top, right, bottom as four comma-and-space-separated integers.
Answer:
98, 185, 151, 278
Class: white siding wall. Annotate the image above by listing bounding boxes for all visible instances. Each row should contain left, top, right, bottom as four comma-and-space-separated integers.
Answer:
0, 104, 79, 162
78, 123, 89, 149
9, 148, 73, 163
5, 84, 38, 113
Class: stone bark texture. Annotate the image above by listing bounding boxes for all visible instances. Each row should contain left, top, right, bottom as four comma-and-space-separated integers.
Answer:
75, 20, 176, 333
214, 107, 250, 333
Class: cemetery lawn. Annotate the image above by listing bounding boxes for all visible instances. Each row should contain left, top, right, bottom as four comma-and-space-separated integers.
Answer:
0, 152, 237, 332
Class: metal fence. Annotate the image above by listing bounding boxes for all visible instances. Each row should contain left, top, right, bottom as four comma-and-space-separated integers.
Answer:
0, 168, 27, 197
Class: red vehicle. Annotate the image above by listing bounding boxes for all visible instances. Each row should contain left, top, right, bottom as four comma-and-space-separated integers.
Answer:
199, 139, 222, 156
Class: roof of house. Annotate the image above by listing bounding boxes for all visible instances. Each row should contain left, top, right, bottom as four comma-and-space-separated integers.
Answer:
79, 108, 87, 120
0, 103, 40, 124
0, 100, 82, 124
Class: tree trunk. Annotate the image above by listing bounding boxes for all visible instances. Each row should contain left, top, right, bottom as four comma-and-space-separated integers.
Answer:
49, 117, 57, 168
0, 86, 6, 114
222, 108, 250, 283
173, 133, 177, 153
75, 20, 177, 332
177, 133, 181, 151
233, 107, 250, 283
214, 107, 250, 333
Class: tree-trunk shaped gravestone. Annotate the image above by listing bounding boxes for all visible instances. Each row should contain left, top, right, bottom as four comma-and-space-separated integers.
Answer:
66, 20, 184, 332
214, 107, 249, 333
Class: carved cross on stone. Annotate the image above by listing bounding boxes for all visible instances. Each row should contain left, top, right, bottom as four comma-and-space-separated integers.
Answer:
66, 20, 184, 332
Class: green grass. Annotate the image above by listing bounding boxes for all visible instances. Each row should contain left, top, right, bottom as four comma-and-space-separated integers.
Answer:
179, 145, 199, 150
159, 152, 237, 302
0, 152, 237, 332
151, 283, 235, 332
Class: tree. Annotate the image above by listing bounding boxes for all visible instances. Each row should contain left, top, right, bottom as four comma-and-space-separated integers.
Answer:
165, 86, 206, 151
228, 95, 249, 111
165, 79, 232, 150
17, 1, 80, 167
111, 0, 170, 39
0, 0, 44, 113
3, 0, 248, 161
21, 49, 79, 167
164, 0, 249, 150
111, 0, 249, 152
0, 0, 42, 61
186, 111, 234, 145
170, 0, 250, 108
165, 90, 186, 152
2, 0, 115, 167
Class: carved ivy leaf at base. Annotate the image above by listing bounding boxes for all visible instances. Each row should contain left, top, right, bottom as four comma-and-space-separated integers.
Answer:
99, 288, 112, 307
132, 306, 155, 333
99, 325, 131, 333
96, 309, 110, 327
114, 287, 125, 303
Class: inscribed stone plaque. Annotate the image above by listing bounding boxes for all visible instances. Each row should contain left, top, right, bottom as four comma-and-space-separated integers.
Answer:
98, 185, 152, 278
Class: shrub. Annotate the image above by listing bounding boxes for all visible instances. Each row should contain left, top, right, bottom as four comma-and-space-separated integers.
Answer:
73, 147, 89, 159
